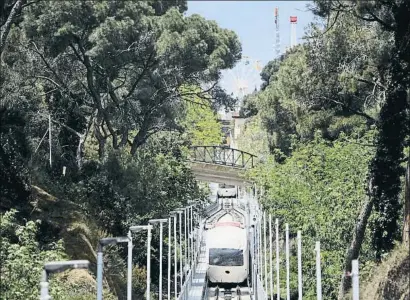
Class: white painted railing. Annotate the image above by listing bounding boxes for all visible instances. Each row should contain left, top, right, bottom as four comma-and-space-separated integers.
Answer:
177, 269, 193, 300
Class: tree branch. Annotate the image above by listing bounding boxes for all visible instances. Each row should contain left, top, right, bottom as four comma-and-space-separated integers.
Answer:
125, 51, 155, 99
0, 0, 25, 56
76, 39, 119, 148
34, 75, 62, 90
356, 8, 395, 31
320, 96, 376, 123
356, 77, 386, 90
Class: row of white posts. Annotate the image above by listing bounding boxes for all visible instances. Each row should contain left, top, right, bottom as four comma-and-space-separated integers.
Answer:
40, 202, 204, 300
253, 209, 361, 300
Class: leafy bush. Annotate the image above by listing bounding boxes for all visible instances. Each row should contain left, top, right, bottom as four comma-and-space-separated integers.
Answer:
0, 210, 66, 299
249, 131, 376, 299
0, 210, 120, 299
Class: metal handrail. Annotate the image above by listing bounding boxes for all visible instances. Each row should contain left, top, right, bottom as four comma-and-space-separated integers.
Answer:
177, 217, 205, 300
188, 146, 256, 169
190, 145, 255, 157
177, 269, 193, 300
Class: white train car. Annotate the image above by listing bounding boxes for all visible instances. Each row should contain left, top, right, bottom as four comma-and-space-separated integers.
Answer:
217, 184, 237, 198
206, 220, 249, 285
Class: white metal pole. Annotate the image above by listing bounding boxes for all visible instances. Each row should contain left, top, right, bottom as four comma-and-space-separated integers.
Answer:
174, 216, 177, 299
269, 214, 273, 300
286, 223, 290, 300
190, 206, 193, 268
276, 218, 280, 300
258, 211, 262, 279
40, 270, 49, 300
253, 225, 257, 295
264, 211, 268, 289
48, 114, 52, 167
315, 241, 322, 300
195, 210, 198, 263
147, 225, 152, 300
187, 207, 190, 270
179, 212, 183, 292
184, 208, 187, 270
168, 218, 171, 300
159, 222, 164, 300
192, 210, 196, 265
297, 231, 302, 300
352, 260, 360, 300
127, 231, 133, 300
97, 249, 104, 300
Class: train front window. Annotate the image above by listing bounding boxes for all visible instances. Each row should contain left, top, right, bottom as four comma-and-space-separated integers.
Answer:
209, 248, 244, 266
219, 184, 235, 189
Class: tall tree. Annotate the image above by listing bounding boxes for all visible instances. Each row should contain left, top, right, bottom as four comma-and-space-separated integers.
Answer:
312, 1, 410, 297
16, 1, 240, 163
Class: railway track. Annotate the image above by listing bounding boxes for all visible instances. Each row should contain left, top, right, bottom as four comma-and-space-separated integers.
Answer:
206, 286, 251, 300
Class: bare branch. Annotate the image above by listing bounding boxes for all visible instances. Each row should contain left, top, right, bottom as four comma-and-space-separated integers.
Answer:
34, 75, 62, 89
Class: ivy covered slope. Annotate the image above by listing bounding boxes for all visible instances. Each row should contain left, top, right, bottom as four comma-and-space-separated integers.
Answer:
1, 1, 237, 298
240, 1, 409, 299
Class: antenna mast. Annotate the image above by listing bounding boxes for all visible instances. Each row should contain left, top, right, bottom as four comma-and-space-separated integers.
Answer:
290, 16, 297, 48
275, 7, 280, 57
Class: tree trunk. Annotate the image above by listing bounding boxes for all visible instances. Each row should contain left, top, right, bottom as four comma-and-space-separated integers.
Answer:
0, 0, 24, 56
338, 177, 374, 300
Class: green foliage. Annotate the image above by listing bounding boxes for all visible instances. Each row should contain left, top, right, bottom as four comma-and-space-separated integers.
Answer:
1, 1, 236, 296
179, 86, 222, 146
15, 0, 241, 157
245, 12, 391, 158
0, 210, 65, 299
259, 58, 281, 91
0, 209, 124, 300
312, 0, 410, 261
47, 146, 203, 236
246, 9, 409, 294
236, 115, 270, 160
249, 131, 376, 298
0, 99, 31, 208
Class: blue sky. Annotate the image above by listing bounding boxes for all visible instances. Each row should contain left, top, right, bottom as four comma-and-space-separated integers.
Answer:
186, 1, 317, 96
186, 1, 316, 65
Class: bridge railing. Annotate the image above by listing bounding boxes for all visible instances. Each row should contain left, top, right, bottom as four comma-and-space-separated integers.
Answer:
189, 146, 256, 168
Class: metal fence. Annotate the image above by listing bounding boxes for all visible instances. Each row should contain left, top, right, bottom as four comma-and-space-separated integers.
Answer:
177, 269, 193, 300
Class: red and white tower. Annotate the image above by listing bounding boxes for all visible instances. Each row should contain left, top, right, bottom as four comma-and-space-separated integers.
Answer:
290, 16, 297, 48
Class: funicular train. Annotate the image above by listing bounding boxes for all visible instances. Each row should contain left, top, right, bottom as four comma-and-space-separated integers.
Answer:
216, 183, 237, 198
206, 219, 249, 285
205, 183, 250, 286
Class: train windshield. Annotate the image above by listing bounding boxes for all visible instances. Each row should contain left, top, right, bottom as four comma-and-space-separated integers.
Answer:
209, 248, 244, 266
219, 184, 235, 189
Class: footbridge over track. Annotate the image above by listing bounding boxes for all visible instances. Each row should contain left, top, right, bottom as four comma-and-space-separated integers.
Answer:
188, 146, 257, 186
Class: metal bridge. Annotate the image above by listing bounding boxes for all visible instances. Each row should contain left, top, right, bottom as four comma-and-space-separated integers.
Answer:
189, 146, 256, 169
188, 146, 257, 187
